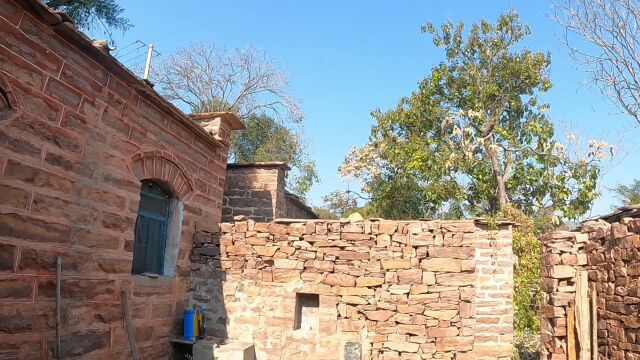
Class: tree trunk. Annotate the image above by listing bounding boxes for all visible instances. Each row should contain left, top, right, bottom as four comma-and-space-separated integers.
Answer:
484, 138, 508, 211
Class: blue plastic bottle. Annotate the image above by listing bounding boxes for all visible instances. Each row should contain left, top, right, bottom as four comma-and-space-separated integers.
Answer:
183, 309, 195, 341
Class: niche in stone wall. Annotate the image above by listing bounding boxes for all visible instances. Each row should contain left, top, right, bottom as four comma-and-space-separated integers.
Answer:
294, 293, 319, 331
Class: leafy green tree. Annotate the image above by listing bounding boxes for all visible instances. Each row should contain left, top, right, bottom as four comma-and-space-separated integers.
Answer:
46, 0, 131, 33
342, 11, 610, 220
338, 12, 614, 339
614, 179, 640, 205
231, 114, 318, 198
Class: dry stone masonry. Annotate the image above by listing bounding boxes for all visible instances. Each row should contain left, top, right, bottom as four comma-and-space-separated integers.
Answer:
191, 217, 514, 360
541, 211, 640, 360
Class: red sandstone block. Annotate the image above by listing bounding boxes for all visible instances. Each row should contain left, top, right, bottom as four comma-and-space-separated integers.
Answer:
0, 302, 54, 334
0, 182, 30, 210
0, 131, 41, 164
100, 211, 132, 232
76, 185, 127, 209
10, 113, 82, 154
48, 328, 110, 358
70, 227, 123, 250
59, 62, 106, 98
91, 255, 132, 276
0, 43, 46, 89
0, 212, 70, 244
64, 302, 123, 327
0, 0, 23, 25
60, 109, 107, 144
42, 150, 93, 179
44, 76, 83, 109
0, 276, 34, 301
0, 333, 44, 358
7, 78, 63, 123
31, 192, 99, 225
19, 14, 108, 85
0, 242, 16, 272
77, 96, 104, 120
427, 246, 474, 259
37, 278, 115, 301
18, 246, 89, 275
0, 16, 63, 76
100, 110, 131, 137
106, 75, 132, 101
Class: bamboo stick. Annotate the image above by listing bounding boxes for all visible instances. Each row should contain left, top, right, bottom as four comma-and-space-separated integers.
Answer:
568, 305, 577, 360
576, 271, 591, 360
591, 285, 598, 360
55, 257, 61, 360
121, 290, 139, 360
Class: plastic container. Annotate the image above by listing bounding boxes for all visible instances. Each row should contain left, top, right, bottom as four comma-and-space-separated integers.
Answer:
183, 309, 195, 341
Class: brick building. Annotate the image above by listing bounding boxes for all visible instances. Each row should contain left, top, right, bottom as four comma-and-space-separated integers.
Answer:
0, 0, 242, 358
222, 162, 318, 222
0, 1, 515, 359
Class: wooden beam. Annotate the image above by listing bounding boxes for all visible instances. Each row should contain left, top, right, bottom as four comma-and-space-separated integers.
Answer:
568, 305, 577, 360
576, 271, 591, 360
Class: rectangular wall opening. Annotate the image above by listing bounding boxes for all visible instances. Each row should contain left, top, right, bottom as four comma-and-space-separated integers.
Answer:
294, 293, 319, 331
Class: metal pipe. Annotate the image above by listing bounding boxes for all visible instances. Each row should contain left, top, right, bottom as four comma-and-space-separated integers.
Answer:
55, 257, 61, 360
143, 44, 154, 80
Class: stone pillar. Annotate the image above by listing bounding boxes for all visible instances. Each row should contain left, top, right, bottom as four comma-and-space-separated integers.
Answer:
189, 112, 245, 146
222, 163, 290, 222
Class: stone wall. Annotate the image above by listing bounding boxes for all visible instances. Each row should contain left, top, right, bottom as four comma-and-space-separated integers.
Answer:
223, 163, 318, 222
222, 163, 287, 222
190, 217, 514, 360
540, 216, 640, 359
285, 191, 318, 219
0, 1, 236, 358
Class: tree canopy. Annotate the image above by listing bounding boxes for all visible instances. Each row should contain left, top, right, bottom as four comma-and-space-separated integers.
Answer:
46, 0, 131, 33
340, 11, 611, 220
614, 179, 640, 205
155, 43, 302, 123
231, 114, 318, 198
553, 0, 640, 123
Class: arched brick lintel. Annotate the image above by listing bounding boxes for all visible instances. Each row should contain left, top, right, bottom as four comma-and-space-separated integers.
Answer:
131, 151, 195, 200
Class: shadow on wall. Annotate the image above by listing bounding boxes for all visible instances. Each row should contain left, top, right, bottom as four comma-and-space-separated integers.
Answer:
222, 189, 274, 223
189, 230, 229, 342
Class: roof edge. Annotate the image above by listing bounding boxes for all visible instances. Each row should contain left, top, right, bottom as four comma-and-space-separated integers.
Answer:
189, 112, 245, 131
19, 0, 225, 151
227, 162, 291, 171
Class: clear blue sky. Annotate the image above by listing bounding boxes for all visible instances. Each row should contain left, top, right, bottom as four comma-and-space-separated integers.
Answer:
97, 0, 640, 218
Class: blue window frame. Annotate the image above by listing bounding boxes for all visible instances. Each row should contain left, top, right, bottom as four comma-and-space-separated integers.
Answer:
132, 180, 171, 275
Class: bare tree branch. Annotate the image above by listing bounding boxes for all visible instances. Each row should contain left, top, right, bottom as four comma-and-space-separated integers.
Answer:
153, 43, 303, 123
553, 0, 640, 123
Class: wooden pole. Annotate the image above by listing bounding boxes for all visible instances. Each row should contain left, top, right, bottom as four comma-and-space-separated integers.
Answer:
55, 257, 61, 360
568, 305, 577, 360
576, 271, 591, 360
591, 285, 598, 360
121, 290, 139, 360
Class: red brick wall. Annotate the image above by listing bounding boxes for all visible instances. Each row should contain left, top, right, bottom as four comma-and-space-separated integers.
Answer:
0, 1, 229, 358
